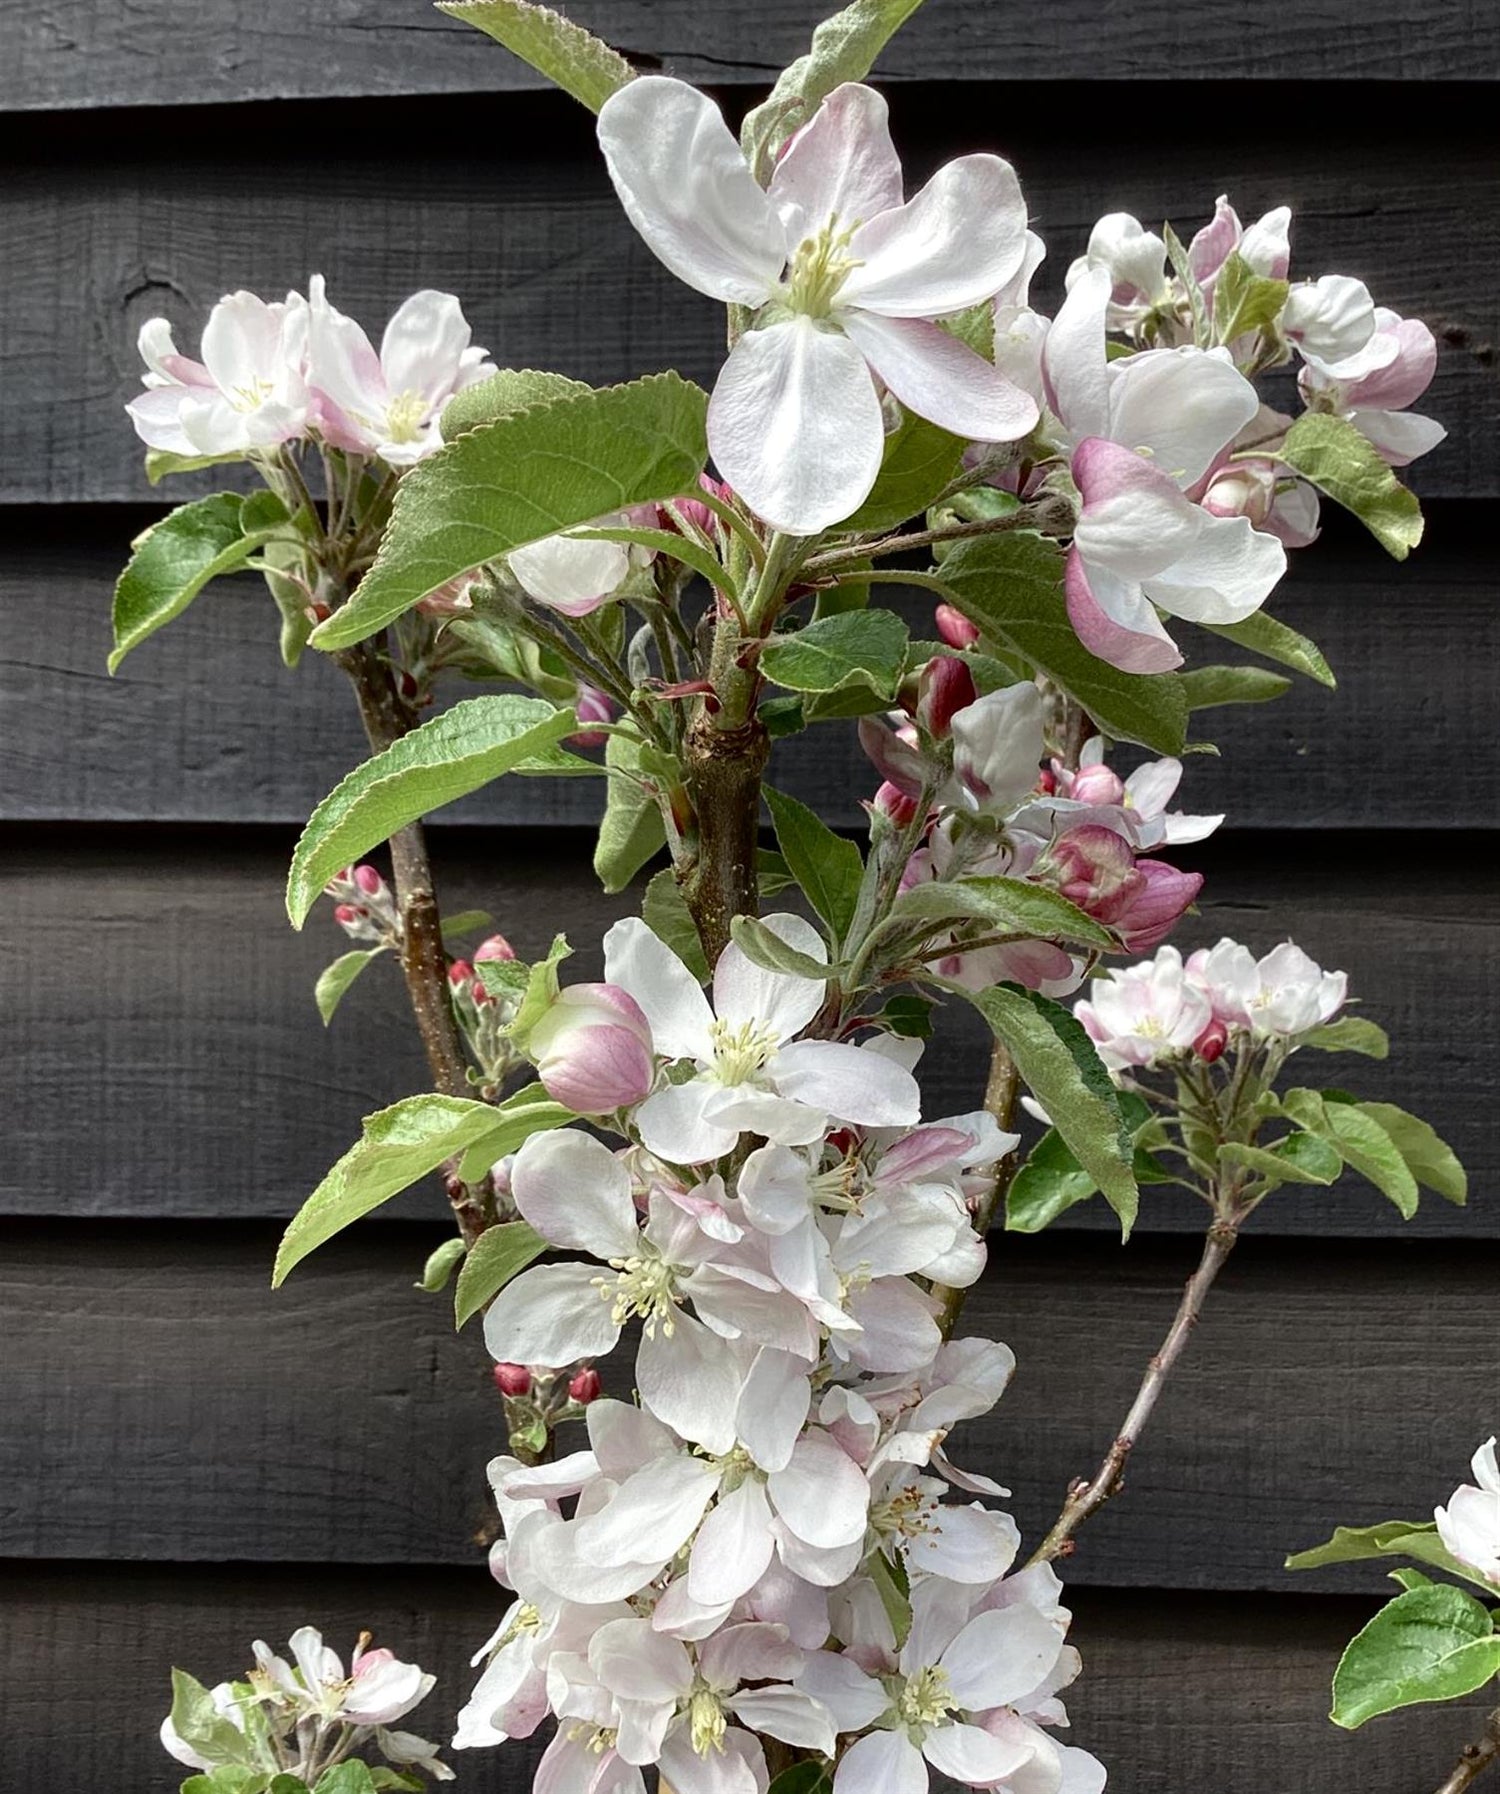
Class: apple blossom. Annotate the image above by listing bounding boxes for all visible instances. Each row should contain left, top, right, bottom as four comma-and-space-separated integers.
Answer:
1187, 938, 1347, 1037
1434, 1438, 1500, 1586
1075, 945, 1213, 1070
528, 981, 656, 1114
1299, 306, 1447, 467
508, 508, 657, 616
596, 78, 1038, 532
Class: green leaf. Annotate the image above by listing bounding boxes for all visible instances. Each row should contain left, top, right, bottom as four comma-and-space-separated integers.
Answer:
594, 731, 667, 894
889, 875, 1116, 951
1180, 664, 1293, 711
1301, 1017, 1390, 1059
110, 492, 287, 672
287, 697, 580, 926
939, 533, 1188, 754
1219, 1134, 1341, 1187
1212, 252, 1290, 346
764, 785, 864, 943
367, 1774, 424, 1794
1356, 1103, 1467, 1205
842, 409, 965, 534
1006, 1128, 1101, 1233
435, 0, 634, 110
730, 914, 835, 983
760, 609, 908, 698
313, 1766, 379, 1794
1330, 1584, 1500, 1728
181, 1772, 277, 1794
740, 0, 926, 174
169, 1669, 250, 1769
1321, 1101, 1422, 1218
868, 1547, 913, 1649
440, 909, 494, 941
879, 994, 934, 1040
454, 1219, 548, 1327
503, 933, 575, 1050
417, 1235, 467, 1293
272, 1089, 570, 1285
144, 447, 250, 486
1200, 610, 1336, 688
1287, 1520, 1500, 1593
960, 983, 1136, 1232
1162, 220, 1210, 347
765, 1765, 834, 1794
441, 367, 591, 439
314, 947, 388, 1025
642, 870, 710, 984
1389, 1569, 1435, 1592
311, 373, 708, 649
1280, 411, 1424, 560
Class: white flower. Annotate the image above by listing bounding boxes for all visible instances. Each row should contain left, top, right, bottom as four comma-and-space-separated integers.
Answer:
1064, 211, 1170, 327
127, 291, 310, 456
947, 684, 1047, 818
602, 914, 920, 1164
251, 1626, 435, 1728
509, 508, 656, 617
1435, 1438, 1500, 1585
1075, 945, 1212, 1070
1281, 274, 1387, 380
1188, 938, 1347, 1037
1299, 306, 1447, 468
596, 77, 1038, 532
305, 274, 493, 465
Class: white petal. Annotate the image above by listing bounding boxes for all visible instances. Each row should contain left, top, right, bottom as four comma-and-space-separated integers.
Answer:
575, 1453, 720, 1568
772, 1521, 865, 1588
510, 532, 632, 612
596, 76, 784, 306
713, 912, 828, 1038
1106, 346, 1259, 488
796, 1651, 890, 1731
528, 1515, 661, 1604
603, 915, 715, 1061
200, 291, 284, 396
700, 1621, 803, 1690
637, 1080, 739, 1165
738, 1144, 816, 1235
904, 1503, 1020, 1584
1350, 405, 1448, 467
688, 1476, 776, 1605
1145, 511, 1287, 624
499, 1451, 600, 1504
510, 1128, 638, 1258
940, 1604, 1064, 1711
590, 1617, 693, 1704
736, 1346, 813, 1472
637, 1313, 743, 1453
842, 155, 1030, 318
728, 1687, 836, 1756
587, 1397, 679, 1481
702, 1085, 830, 1149
840, 308, 1038, 443
1043, 265, 1110, 439
768, 1433, 870, 1548
923, 1720, 1032, 1785
652, 1575, 736, 1640
769, 82, 903, 244
841, 1279, 940, 1372
834, 1729, 926, 1794
708, 318, 885, 534
380, 288, 472, 403
658, 1727, 762, 1794
483, 1262, 621, 1366
773, 1039, 920, 1129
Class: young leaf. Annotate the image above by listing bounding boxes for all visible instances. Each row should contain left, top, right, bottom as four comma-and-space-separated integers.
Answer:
440, 367, 591, 438
959, 983, 1136, 1232
764, 785, 864, 942
939, 533, 1188, 754
879, 993, 934, 1040
1279, 412, 1424, 560
889, 875, 1116, 951
1320, 1101, 1421, 1218
1200, 609, 1336, 688
144, 447, 249, 486
1180, 664, 1293, 711
730, 915, 835, 983
417, 1235, 468, 1293
1212, 252, 1290, 346
169, 1669, 250, 1768
503, 933, 574, 1050
842, 408, 965, 534
287, 697, 582, 926
642, 870, 710, 983
1300, 1017, 1390, 1059
867, 1548, 913, 1649
440, 909, 494, 941
435, 0, 634, 111
273, 1089, 570, 1285
1355, 1102, 1467, 1205
314, 947, 388, 1025
182, 1771, 279, 1794
311, 373, 709, 649
313, 1765, 380, 1794
1218, 1135, 1341, 1187
454, 1219, 548, 1327
111, 492, 287, 672
760, 609, 909, 699
1330, 1583, 1500, 1728
1287, 1520, 1500, 1593
594, 731, 667, 895
740, 0, 926, 174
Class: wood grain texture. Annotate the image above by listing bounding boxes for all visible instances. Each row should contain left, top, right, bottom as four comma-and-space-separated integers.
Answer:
6, 1563, 1497, 1793
3, 86, 1495, 503
3, 1219, 1495, 1591
3, 508, 1494, 828
2, 829, 1494, 1233
8, 0, 1495, 112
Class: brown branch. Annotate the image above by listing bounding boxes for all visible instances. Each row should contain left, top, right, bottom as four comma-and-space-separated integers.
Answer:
678, 710, 770, 967
936, 1042, 1021, 1339
1435, 1710, 1500, 1794
1028, 1216, 1242, 1565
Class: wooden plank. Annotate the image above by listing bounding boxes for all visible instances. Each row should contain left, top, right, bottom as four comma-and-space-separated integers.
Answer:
5, 1563, 1496, 1794
6, 0, 1493, 112
2, 87, 1495, 503
1, 1220, 1494, 1590
2, 508, 1494, 829
3, 829, 1493, 1233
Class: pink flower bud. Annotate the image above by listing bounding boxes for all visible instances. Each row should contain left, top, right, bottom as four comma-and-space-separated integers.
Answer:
475, 934, 516, 965
1035, 767, 1057, 795
1068, 761, 1127, 807
568, 1366, 602, 1404
1039, 825, 1137, 916
917, 655, 978, 739
668, 474, 731, 538
570, 683, 616, 749
529, 983, 655, 1114
1193, 1018, 1229, 1063
933, 604, 979, 650
493, 1362, 531, 1397
872, 781, 919, 826
334, 903, 363, 927
1201, 460, 1275, 527
353, 864, 384, 896
1113, 861, 1204, 953
448, 958, 474, 986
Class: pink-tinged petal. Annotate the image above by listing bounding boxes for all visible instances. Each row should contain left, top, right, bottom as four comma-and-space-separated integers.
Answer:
483, 1262, 622, 1367
590, 1617, 693, 1704
510, 1128, 638, 1257
688, 1476, 776, 1606
701, 1621, 804, 1690
767, 1432, 869, 1549
637, 1312, 743, 1453
1106, 346, 1259, 487
842, 154, 1029, 318
923, 1721, 1033, 1786
1343, 312, 1439, 410
125, 386, 206, 455
657, 1727, 763, 1794
509, 532, 632, 614
736, 1346, 812, 1472
744, 1559, 831, 1649
1144, 510, 1286, 624
772, 1039, 920, 1128
575, 1452, 721, 1568
839, 309, 1039, 442
536, 1736, 646, 1794
713, 911, 827, 1038
795, 1651, 890, 1731
1043, 263, 1111, 438
769, 82, 903, 244
709, 317, 885, 533
728, 1687, 836, 1757
603, 916, 716, 1061
833, 1729, 926, 1794
596, 77, 784, 306
380, 289, 473, 404
941, 1603, 1064, 1710
1348, 406, 1447, 468
1072, 437, 1203, 579
841, 1277, 940, 1372
1189, 194, 1242, 284
137, 318, 213, 388
1064, 549, 1182, 674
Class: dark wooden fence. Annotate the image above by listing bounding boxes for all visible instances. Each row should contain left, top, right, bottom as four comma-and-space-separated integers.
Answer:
2, 3, 1497, 1786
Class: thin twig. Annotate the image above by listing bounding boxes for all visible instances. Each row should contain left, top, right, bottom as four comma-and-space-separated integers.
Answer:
935, 1043, 1021, 1339
1434, 1709, 1500, 1794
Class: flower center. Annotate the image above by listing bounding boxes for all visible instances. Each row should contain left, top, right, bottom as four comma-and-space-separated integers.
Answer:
785, 222, 861, 319
708, 1017, 780, 1086
596, 1250, 681, 1335
567, 1723, 618, 1755
384, 388, 429, 443
869, 1488, 938, 1543
896, 1665, 956, 1733
229, 377, 276, 413
687, 1685, 728, 1755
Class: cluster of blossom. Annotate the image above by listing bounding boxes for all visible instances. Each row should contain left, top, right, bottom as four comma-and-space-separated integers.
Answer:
161, 1625, 449, 1785
1436, 1438, 1500, 1586
326, 862, 402, 948
1075, 938, 1348, 1071
455, 916, 1105, 1792
127, 276, 494, 466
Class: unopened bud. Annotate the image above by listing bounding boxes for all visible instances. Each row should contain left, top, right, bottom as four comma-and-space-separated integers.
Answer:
353, 864, 384, 896
334, 903, 363, 927
1035, 767, 1058, 795
494, 1362, 532, 1397
933, 603, 979, 650
570, 683, 616, 749
916, 655, 978, 739
1194, 1018, 1229, 1063
475, 934, 517, 965
530, 983, 656, 1114
568, 1366, 602, 1404
872, 781, 919, 826
1069, 761, 1126, 807
448, 958, 474, 987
